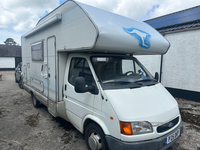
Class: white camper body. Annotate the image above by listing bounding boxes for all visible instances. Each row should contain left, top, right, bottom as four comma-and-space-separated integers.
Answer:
22, 1, 183, 150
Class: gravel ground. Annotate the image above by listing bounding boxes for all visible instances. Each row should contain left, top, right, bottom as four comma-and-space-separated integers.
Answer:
0, 71, 87, 150
0, 71, 200, 150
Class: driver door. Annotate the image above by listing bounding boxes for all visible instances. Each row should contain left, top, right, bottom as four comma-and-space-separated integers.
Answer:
64, 56, 95, 130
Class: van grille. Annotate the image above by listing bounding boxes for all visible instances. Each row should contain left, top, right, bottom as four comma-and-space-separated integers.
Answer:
157, 117, 179, 133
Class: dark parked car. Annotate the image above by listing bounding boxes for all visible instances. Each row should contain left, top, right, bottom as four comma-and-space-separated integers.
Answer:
15, 62, 23, 89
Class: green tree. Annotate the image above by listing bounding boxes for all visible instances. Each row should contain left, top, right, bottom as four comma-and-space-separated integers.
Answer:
4, 38, 17, 45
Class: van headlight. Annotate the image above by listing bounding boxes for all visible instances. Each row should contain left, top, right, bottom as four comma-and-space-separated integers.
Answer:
131, 121, 153, 135
120, 121, 153, 135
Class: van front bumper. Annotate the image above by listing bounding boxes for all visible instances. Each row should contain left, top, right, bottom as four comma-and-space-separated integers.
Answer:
106, 121, 183, 150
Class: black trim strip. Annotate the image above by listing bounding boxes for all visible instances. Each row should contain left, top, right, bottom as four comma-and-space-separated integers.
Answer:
166, 87, 200, 102
160, 55, 163, 82
0, 68, 15, 71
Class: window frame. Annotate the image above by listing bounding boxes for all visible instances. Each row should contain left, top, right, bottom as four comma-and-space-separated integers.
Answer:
90, 55, 156, 90
31, 40, 44, 61
68, 57, 94, 87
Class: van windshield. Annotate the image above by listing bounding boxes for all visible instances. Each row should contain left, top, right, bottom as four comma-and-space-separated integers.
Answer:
91, 56, 157, 89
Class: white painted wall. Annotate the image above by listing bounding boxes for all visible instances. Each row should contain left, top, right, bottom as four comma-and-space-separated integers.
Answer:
136, 29, 200, 92
0, 57, 15, 68
136, 55, 161, 77
162, 29, 200, 92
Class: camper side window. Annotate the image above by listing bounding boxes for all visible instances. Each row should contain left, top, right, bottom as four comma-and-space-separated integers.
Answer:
31, 41, 44, 61
68, 58, 94, 86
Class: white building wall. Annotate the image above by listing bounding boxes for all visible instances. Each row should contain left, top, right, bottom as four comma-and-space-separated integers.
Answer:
0, 57, 15, 68
136, 55, 161, 77
137, 28, 200, 92
162, 29, 200, 92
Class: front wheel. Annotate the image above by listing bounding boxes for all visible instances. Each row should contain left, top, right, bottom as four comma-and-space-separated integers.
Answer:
32, 94, 40, 108
85, 123, 109, 150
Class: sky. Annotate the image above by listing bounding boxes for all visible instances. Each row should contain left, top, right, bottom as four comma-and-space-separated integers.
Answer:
0, 0, 200, 45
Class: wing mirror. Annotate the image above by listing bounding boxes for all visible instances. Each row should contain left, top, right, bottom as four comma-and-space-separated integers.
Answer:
154, 72, 159, 82
75, 77, 99, 95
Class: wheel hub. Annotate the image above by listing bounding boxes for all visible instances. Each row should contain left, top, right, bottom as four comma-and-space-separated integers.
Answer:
88, 132, 102, 150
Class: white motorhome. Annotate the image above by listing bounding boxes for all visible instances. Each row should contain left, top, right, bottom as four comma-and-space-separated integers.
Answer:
21, 1, 183, 150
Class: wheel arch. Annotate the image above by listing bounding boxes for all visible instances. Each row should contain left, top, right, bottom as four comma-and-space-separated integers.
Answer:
30, 91, 34, 96
82, 115, 109, 136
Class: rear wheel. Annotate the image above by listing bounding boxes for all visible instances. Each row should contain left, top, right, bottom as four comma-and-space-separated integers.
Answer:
32, 93, 40, 108
85, 123, 109, 150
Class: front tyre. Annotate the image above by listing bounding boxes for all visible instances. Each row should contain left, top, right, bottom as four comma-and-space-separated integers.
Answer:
32, 93, 40, 108
85, 123, 109, 150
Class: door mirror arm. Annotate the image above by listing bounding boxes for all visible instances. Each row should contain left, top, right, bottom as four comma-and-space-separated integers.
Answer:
155, 72, 159, 82
89, 83, 99, 95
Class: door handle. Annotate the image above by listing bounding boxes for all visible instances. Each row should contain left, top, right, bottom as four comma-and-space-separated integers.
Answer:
41, 61, 47, 78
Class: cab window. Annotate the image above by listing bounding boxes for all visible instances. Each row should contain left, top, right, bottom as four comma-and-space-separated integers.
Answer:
68, 58, 94, 87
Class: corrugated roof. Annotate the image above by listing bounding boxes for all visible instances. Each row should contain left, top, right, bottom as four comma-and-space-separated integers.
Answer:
0, 45, 21, 57
157, 20, 200, 33
145, 5, 200, 31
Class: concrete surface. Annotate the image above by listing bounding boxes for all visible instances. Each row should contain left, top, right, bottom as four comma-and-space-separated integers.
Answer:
0, 71, 200, 150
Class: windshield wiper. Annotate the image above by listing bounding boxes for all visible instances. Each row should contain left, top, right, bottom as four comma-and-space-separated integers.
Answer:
103, 80, 143, 87
103, 80, 143, 89
103, 80, 132, 84
134, 79, 157, 83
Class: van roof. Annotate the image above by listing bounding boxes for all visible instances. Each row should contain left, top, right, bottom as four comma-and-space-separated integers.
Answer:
24, 0, 170, 55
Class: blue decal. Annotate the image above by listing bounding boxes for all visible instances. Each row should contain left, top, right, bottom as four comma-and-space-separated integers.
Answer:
165, 137, 168, 145
168, 122, 174, 128
123, 27, 151, 49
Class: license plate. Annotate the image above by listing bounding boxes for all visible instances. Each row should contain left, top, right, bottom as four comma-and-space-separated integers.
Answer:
165, 129, 180, 145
